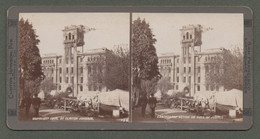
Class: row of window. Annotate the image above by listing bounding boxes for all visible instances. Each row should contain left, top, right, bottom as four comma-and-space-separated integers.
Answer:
174, 85, 217, 92
176, 76, 200, 83
160, 59, 172, 64
58, 84, 102, 92
87, 56, 104, 62
65, 33, 75, 40
43, 59, 54, 64
205, 56, 218, 62
59, 76, 84, 84
176, 66, 201, 74
183, 32, 193, 40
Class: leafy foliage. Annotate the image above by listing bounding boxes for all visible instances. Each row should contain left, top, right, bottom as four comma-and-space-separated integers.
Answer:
19, 18, 44, 96
157, 77, 173, 95
205, 46, 243, 90
104, 45, 130, 91
88, 45, 130, 91
40, 77, 56, 94
132, 18, 160, 97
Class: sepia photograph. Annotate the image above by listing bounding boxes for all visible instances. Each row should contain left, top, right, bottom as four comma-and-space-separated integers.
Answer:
18, 13, 130, 122
131, 13, 244, 123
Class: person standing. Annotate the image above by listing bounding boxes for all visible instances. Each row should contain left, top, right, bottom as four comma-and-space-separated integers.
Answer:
139, 93, 148, 118
148, 93, 157, 118
32, 93, 41, 117
23, 95, 32, 116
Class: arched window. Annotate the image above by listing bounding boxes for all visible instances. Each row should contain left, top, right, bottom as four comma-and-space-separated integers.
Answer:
69, 33, 71, 40
183, 35, 185, 40
190, 34, 192, 39
186, 32, 189, 39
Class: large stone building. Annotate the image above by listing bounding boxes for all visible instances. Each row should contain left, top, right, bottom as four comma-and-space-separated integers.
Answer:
158, 25, 226, 96
41, 25, 109, 97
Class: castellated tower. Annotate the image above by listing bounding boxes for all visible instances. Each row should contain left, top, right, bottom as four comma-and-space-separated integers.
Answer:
179, 24, 203, 96
62, 25, 85, 97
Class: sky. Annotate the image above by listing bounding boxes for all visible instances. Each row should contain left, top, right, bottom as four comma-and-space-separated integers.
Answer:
133, 13, 243, 55
20, 13, 243, 56
19, 13, 130, 56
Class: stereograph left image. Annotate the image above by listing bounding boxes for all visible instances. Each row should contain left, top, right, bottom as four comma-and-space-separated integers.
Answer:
18, 13, 130, 122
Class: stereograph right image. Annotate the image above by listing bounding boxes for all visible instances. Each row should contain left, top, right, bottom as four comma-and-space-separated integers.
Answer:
131, 13, 244, 123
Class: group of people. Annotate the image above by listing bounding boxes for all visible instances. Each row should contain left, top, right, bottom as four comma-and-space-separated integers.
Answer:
139, 93, 157, 118
21, 93, 41, 117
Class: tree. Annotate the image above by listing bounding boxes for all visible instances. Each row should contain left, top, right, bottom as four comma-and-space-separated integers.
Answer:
40, 77, 56, 94
157, 77, 173, 95
104, 45, 130, 91
205, 46, 243, 90
88, 45, 130, 91
132, 18, 161, 104
19, 18, 44, 99
141, 77, 159, 96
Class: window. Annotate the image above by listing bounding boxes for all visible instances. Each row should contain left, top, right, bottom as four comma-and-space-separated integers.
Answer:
59, 68, 62, 74
177, 58, 179, 63
69, 33, 71, 40
177, 67, 179, 73
184, 67, 186, 73
197, 85, 200, 91
66, 77, 68, 83
80, 85, 83, 91
80, 67, 83, 74
177, 77, 179, 82
81, 77, 83, 83
71, 67, 73, 74
188, 76, 191, 83
184, 58, 186, 64
190, 34, 192, 39
186, 32, 189, 39
59, 59, 62, 63
198, 66, 200, 73
198, 77, 200, 83
189, 67, 191, 73
66, 68, 68, 74
51, 68, 54, 74
88, 66, 91, 74
60, 77, 62, 83
59, 85, 61, 90
183, 77, 186, 82
183, 35, 185, 40
176, 85, 179, 90
72, 35, 74, 40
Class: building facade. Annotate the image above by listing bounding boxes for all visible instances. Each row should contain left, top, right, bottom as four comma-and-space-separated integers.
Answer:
41, 25, 108, 97
158, 25, 225, 96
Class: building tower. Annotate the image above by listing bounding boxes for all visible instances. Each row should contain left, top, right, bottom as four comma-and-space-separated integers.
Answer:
179, 25, 203, 96
62, 25, 85, 97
